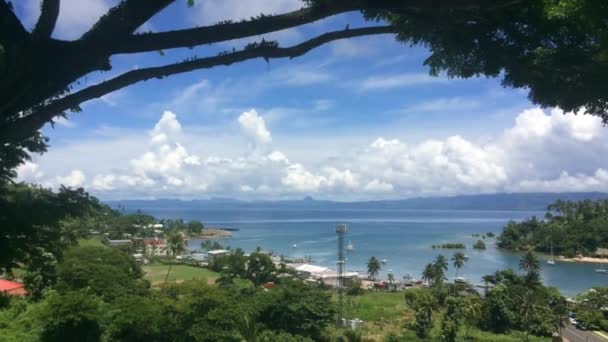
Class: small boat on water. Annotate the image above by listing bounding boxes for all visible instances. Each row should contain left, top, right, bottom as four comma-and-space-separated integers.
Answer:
292, 244, 297, 248
381, 258, 387, 264
595, 269, 607, 273
347, 241, 354, 252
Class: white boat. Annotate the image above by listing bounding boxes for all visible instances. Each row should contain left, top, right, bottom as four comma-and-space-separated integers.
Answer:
381, 258, 387, 264
347, 241, 354, 252
292, 244, 297, 248
595, 268, 607, 273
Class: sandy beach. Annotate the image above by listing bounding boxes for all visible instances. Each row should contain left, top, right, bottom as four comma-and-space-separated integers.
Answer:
557, 256, 608, 264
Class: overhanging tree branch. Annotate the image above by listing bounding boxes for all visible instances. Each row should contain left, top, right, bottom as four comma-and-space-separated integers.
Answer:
33, 0, 60, 39
0, 1, 28, 44
3, 26, 396, 142
110, 0, 522, 55
111, 1, 357, 54
82, 0, 175, 43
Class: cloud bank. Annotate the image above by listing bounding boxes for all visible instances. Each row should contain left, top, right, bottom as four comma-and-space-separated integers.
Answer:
18, 107, 608, 199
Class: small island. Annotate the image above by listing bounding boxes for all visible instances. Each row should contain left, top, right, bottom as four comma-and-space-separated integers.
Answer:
431, 242, 466, 249
473, 240, 486, 250
497, 199, 608, 263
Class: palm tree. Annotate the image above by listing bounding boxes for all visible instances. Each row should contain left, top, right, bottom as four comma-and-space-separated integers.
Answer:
519, 250, 540, 275
435, 254, 448, 273
422, 263, 436, 286
461, 296, 482, 339
367, 256, 381, 280
451, 252, 468, 279
481, 274, 494, 295
432, 254, 448, 285
387, 271, 395, 291
163, 231, 185, 286
451, 252, 469, 295
414, 293, 435, 338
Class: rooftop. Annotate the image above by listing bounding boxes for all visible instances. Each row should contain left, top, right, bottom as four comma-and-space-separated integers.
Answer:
295, 264, 330, 274
0, 279, 27, 296
207, 249, 230, 255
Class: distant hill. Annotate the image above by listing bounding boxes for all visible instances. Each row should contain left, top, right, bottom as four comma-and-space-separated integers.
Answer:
107, 192, 608, 212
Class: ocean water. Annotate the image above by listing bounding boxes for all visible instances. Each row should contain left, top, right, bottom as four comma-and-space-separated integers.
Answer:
140, 207, 608, 296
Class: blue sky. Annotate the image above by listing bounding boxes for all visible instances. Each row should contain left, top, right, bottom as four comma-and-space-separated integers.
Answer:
13, 0, 608, 200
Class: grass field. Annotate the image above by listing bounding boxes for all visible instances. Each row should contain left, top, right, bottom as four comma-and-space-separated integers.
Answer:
344, 291, 408, 321
142, 263, 219, 285
335, 290, 550, 341
77, 237, 107, 247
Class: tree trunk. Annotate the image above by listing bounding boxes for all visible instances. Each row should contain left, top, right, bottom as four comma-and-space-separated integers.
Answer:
163, 261, 173, 286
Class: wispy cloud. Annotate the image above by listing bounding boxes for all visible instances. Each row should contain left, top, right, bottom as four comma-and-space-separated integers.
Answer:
404, 97, 481, 113
357, 72, 449, 92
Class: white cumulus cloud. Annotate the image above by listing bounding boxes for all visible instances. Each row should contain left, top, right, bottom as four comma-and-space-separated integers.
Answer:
21, 107, 608, 199
56, 170, 86, 188
238, 109, 272, 145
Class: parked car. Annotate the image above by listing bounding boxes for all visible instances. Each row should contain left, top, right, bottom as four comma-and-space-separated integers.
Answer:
569, 317, 578, 325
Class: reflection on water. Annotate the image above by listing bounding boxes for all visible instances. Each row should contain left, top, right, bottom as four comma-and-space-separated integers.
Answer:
143, 207, 607, 297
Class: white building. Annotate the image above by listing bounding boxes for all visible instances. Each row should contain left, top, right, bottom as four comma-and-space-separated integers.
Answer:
144, 238, 168, 256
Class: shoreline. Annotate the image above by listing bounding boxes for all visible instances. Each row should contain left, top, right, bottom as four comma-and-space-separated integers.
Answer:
557, 256, 608, 264
192, 228, 232, 239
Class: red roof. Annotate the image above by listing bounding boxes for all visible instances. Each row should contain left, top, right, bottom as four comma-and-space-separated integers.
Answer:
0, 279, 27, 296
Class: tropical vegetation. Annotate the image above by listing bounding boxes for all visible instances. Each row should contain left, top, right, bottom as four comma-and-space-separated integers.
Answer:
498, 199, 608, 257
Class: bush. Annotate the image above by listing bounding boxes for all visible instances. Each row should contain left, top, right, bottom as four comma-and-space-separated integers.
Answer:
40, 291, 103, 342
346, 278, 365, 296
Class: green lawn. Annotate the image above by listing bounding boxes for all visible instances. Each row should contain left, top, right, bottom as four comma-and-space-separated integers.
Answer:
77, 237, 107, 247
343, 291, 407, 321
142, 263, 219, 285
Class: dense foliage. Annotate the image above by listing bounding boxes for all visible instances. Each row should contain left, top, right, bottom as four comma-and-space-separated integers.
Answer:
404, 252, 565, 341
574, 287, 608, 330
0, 183, 102, 273
498, 199, 608, 256
0, 243, 335, 341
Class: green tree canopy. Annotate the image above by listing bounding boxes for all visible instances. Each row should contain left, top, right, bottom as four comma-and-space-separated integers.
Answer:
0, 183, 101, 273
56, 246, 149, 301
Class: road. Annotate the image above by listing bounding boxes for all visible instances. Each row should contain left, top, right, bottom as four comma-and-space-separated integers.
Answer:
562, 324, 607, 342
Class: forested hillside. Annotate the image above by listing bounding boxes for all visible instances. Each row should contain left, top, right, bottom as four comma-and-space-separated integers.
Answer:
498, 200, 608, 257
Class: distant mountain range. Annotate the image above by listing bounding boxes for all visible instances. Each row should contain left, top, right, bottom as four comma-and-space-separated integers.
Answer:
107, 192, 608, 212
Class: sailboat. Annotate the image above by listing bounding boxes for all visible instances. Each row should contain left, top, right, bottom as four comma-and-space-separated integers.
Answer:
347, 241, 354, 252
547, 240, 555, 265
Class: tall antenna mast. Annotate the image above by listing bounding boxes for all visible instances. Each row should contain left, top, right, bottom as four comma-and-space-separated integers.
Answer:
336, 224, 347, 325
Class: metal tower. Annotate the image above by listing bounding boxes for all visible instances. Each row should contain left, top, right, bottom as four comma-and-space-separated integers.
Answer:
336, 224, 347, 325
